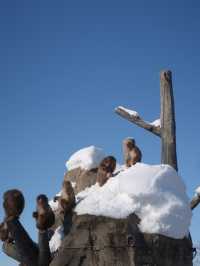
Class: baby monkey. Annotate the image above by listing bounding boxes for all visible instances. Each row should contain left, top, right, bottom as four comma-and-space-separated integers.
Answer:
123, 138, 142, 167
96, 156, 116, 187
33, 194, 55, 231
54, 181, 76, 215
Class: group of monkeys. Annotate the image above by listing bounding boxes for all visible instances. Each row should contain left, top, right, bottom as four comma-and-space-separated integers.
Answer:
0, 138, 142, 263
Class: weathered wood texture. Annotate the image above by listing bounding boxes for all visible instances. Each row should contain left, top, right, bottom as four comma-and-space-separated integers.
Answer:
160, 70, 178, 171
115, 107, 161, 137
50, 214, 193, 266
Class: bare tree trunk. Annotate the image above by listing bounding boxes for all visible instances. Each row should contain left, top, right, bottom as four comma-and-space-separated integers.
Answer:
38, 231, 51, 266
7, 219, 38, 266
160, 70, 178, 171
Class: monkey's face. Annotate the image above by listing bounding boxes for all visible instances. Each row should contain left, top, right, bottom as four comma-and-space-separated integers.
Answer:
36, 195, 48, 207
126, 140, 135, 150
100, 156, 116, 173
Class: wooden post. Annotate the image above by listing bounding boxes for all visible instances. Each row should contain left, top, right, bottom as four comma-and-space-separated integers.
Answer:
160, 70, 178, 171
115, 70, 178, 171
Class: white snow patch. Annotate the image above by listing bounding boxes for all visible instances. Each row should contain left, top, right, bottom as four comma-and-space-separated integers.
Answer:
49, 226, 64, 253
117, 106, 139, 117
75, 163, 192, 239
66, 146, 105, 171
49, 192, 61, 211
195, 186, 200, 196
150, 119, 161, 127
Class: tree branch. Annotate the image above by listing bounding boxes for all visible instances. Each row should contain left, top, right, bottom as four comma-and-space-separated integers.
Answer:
190, 194, 200, 210
115, 106, 161, 137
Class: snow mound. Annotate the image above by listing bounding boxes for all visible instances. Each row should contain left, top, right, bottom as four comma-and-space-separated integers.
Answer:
75, 163, 192, 239
49, 226, 64, 253
66, 146, 105, 171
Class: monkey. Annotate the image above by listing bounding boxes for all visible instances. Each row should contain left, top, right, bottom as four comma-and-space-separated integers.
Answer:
33, 194, 55, 231
96, 156, 116, 187
3, 189, 25, 221
54, 180, 76, 215
123, 138, 142, 167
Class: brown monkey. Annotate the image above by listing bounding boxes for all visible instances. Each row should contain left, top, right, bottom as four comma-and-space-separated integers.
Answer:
54, 181, 76, 215
123, 138, 142, 167
33, 194, 55, 231
3, 189, 25, 221
96, 156, 116, 187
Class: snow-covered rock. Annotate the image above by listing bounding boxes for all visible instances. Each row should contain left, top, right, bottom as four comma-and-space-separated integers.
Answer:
65, 146, 105, 171
75, 163, 192, 239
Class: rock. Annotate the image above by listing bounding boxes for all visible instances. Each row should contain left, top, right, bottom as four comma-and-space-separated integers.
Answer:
64, 168, 98, 194
50, 214, 193, 266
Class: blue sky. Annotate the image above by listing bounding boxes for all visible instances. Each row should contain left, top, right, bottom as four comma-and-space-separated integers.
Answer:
0, 1, 200, 265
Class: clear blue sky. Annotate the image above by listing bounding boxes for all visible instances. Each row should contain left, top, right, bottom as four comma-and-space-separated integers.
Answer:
0, 1, 200, 265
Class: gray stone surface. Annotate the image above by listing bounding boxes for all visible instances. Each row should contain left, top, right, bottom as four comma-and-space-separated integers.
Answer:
64, 168, 98, 194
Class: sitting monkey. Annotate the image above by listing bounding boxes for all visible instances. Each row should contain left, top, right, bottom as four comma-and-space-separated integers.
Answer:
3, 189, 25, 221
33, 194, 55, 231
96, 156, 116, 187
123, 138, 142, 167
54, 180, 76, 215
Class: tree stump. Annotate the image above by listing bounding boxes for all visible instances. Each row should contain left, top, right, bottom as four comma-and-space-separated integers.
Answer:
50, 214, 193, 266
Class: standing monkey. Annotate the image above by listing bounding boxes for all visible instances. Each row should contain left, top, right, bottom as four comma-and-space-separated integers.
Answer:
123, 138, 142, 167
54, 180, 76, 215
96, 156, 116, 186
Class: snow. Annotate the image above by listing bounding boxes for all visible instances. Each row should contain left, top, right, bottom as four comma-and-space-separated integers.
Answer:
49, 226, 64, 253
150, 119, 161, 127
49, 191, 61, 212
117, 106, 139, 117
195, 186, 200, 196
65, 146, 105, 171
75, 163, 192, 239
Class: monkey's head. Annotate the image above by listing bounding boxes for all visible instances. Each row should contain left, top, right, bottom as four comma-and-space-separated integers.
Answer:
36, 194, 48, 207
125, 138, 136, 150
99, 156, 116, 174
62, 180, 74, 194
3, 189, 25, 218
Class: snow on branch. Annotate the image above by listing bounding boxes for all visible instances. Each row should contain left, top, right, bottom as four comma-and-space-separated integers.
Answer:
115, 106, 161, 137
190, 186, 200, 210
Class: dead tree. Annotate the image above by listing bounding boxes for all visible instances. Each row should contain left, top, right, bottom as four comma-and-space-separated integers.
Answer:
115, 70, 178, 171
